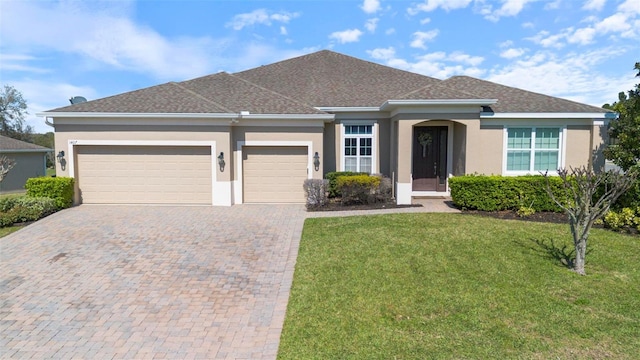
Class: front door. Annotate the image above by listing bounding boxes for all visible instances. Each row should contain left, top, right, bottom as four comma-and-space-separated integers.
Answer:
412, 126, 448, 192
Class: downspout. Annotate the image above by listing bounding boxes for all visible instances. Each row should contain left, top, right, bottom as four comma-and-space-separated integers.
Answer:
45, 117, 54, 127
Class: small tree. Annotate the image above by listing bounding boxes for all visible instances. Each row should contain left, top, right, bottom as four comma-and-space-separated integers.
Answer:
0, 155, 16, 183
0, 85, 32, 142
545, 167, 636, 275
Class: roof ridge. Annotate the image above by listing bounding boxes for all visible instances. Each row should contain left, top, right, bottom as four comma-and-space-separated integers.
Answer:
0, 134, 51, 151
226, 73, 327, 114
395, 81, 482, 100
171, 79, 234, 113
444, 76, 610, 113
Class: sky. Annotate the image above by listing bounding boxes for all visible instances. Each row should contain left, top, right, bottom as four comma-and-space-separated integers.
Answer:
1, 0, 639, 133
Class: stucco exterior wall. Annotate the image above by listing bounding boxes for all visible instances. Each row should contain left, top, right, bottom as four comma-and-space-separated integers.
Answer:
565, 125, 592, 170
0, 152, 47, 193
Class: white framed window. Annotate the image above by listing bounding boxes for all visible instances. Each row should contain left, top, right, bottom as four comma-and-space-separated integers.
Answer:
505, 127, 564, 174
342, 123, 375, 173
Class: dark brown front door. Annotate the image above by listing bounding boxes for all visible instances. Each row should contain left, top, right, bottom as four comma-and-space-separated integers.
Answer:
412, 126, 448, 192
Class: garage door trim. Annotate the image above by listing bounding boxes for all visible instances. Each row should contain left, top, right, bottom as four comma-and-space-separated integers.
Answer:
67, 140, 230, 206
235, 141, 313, 204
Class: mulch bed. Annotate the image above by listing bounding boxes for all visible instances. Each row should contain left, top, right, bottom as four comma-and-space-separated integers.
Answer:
307, 199, 421, 212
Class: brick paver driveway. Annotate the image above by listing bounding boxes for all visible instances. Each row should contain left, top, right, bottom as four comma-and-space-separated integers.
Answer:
0, 205, 306, 359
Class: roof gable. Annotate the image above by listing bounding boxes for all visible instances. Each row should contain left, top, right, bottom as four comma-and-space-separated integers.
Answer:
443, 76, 609, 113
0, 135, 51, 151
235, 50, 441, 107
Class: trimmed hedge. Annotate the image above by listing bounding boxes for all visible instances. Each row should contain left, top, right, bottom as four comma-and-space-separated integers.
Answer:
336, 174, 381, 205
325, 171, 367, 197
0, 196, 57, 227
449, 175, 567, 212
25, 177, 74, 210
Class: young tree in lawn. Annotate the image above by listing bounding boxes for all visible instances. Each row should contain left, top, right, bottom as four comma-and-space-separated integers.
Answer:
0, 85, 33, 142
0, 155, 16, 183
546, 167, 636, 275
604, 62, 640, 172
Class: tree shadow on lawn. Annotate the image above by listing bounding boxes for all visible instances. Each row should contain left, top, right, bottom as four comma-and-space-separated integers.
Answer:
515, 238, 593, 270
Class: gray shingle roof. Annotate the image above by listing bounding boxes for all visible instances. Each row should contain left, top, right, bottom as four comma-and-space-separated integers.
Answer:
179, 72, 325, 114
44, 50, 609, 115
0, 135, 51, 152
235, 50, 441, 107
442, 76, 609, 113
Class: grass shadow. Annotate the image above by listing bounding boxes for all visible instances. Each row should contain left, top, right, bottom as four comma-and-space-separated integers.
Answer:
515, 237, 592, 269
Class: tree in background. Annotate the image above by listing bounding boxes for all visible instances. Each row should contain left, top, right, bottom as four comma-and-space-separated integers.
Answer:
603, 62, 640, 173
0, 155, 16, 183
32, 132, 55, 168
0, 85, 33, 142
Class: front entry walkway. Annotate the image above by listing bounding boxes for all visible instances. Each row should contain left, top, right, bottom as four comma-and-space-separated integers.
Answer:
0, 205, 306, 359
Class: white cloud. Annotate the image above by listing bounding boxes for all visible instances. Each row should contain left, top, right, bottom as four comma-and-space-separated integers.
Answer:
567, 27, 596, 44
499, 40, 514, 48
500, 48, 526, 59
368, 49, 485, 78
619, 0, 640, 15
407, 0, 472, 15
544, 0, 561, 10
522, 21, 535, 28
385, 28, 396, 35
420, 17, 432, 24
365, 18, 379, 33
329, 29, 364, 44
361, 0, 381, 14
482, 0, 536, 22
410, 30, 439, 49
0, 1, 226, 80
583, 0, 607, 11
280, 26, 288, 36
0, 54, 50, 74
227, 9, 300, 30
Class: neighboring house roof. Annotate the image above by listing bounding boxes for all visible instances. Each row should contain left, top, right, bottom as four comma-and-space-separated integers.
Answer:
234, 50, 441, 107
442, 76, 609, 113
0, 135, 51, 152
44, 49, 610, 115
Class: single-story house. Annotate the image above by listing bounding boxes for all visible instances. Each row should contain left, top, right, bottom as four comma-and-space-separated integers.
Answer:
38, 50, 614, 206
0, 135, 51, 193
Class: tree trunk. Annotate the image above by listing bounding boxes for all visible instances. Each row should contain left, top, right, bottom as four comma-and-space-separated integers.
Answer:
572, 220, 589, 275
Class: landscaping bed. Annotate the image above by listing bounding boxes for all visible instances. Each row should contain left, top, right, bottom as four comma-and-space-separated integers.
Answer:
307, 198, 421, 212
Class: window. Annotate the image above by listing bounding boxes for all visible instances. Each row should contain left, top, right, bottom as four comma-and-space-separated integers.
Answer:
506, 127, 561, 173
343, 124, 374, 173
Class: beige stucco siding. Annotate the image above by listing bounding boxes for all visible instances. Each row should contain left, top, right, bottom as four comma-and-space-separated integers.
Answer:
467, 123, 503, 175
565, 125, 592, 169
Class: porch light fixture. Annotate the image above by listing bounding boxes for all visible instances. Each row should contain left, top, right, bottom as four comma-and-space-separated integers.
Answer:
217, 152, 225, 172
56, 151, 66, 171
313, 152, 320, 171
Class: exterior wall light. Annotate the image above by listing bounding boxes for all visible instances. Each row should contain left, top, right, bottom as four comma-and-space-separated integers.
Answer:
217, 152, 225, 172
56, 151, 66, 171
313, 151, 320, 171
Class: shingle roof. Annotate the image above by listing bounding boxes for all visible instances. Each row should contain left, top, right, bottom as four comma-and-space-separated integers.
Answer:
235, 50, 441, 107
179, 72, 325, 114
0, 135, 51, 152
442, 76, 609, 113
44, 50, 609, 115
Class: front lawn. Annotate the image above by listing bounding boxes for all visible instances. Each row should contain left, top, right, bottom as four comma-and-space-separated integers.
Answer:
279, 213, 640, 359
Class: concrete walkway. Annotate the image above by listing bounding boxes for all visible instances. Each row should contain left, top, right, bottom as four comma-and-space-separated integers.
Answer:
0, 199, 455, 359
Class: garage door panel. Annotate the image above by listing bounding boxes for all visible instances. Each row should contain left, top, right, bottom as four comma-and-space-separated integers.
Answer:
243, 146, 307, 203
76, 145, 212, 204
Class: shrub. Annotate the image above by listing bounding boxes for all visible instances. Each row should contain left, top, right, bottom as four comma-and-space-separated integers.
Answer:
25, 177, 74, 209
325, 171, 367, 198
449, 175, 566, 212
516, 206, 536, 217
303, 179, 329, 209
337, 175, 381, 205
603, 207, 639, 232
0, 196, 57, 227
375, 174, 393, 203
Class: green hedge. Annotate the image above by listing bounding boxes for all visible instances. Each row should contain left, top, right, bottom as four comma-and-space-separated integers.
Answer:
449, 175, 567, 212
325, 171, 367, 197
336, 175, 381, 205
25, 177, 74, 210
0, 196, 57, 227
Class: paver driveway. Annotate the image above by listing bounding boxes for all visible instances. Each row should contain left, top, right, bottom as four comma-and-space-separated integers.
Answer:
0, 205, 306, 359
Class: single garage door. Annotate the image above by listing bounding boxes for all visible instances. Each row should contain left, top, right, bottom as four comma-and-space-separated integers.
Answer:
76, 145, 212, 204
243, 146, 308, 203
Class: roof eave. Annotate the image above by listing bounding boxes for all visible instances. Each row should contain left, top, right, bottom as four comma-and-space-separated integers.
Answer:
37, 112, 239, 118
480, 112, 616, 119
381, 99, 498, 111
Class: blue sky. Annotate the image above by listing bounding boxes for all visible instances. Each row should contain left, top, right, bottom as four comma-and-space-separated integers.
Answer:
1, 0, 638, 133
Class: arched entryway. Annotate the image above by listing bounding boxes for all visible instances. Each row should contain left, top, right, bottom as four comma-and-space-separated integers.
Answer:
412, 125, 449, 192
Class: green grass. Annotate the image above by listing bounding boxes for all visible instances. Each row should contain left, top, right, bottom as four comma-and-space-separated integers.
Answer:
0, 226, 21, 238
279, 213, 640, 359
46, 167, 56, 177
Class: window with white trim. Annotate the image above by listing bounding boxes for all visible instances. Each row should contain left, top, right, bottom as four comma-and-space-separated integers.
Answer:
506, 127, 561, 173
343, 124, 373, 173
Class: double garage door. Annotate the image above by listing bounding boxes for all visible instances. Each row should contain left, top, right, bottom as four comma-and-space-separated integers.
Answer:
75, 145, 308, 205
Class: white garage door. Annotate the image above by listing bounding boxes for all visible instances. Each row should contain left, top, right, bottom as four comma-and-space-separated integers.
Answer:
243, 146, 308, 203
76, 146, 212, 204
